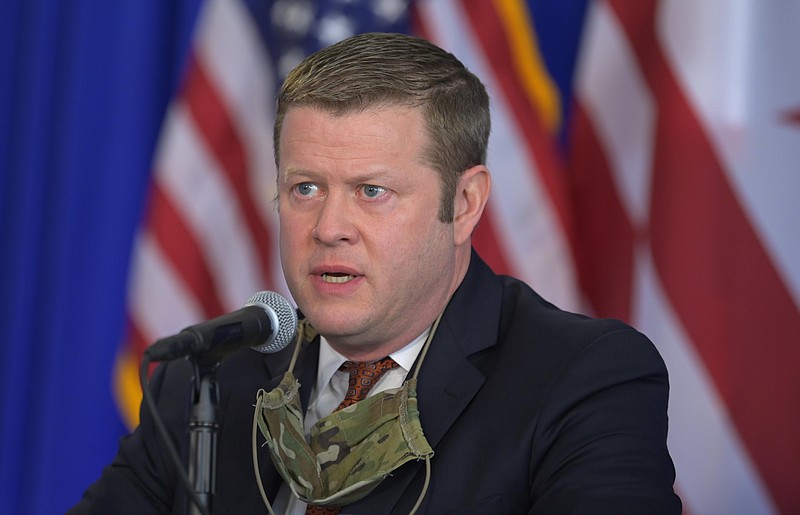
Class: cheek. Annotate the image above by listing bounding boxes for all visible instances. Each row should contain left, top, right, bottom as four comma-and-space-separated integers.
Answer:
375, 216, 449, 267
278, 220, 294, 255
279, 207, 310, 241
278, 215, 308, 270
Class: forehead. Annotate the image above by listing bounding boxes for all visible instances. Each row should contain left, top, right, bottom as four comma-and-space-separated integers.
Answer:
279, 105, 430, 169
282, 103, 425, 135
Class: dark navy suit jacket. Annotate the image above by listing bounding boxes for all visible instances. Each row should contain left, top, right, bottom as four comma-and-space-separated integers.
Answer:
70, 251, 681, 514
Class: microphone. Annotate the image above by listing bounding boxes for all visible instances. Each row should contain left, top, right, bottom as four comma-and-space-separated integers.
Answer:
144, 291, 298, 362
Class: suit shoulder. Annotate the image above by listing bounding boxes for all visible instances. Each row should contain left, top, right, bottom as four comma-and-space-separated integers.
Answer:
496, 275, 662, 365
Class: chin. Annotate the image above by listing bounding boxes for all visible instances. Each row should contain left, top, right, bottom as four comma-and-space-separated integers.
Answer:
301, 306, 357, 334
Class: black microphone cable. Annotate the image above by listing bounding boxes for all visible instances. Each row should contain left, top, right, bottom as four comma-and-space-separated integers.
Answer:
140, 353, 211, 515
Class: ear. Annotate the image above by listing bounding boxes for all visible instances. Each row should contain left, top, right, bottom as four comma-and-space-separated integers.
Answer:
453, 165, 491, 246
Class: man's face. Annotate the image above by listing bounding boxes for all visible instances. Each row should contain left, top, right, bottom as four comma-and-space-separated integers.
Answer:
277, 105, 461, 360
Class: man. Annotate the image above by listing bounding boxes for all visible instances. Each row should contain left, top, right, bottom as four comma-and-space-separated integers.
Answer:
71, 32, 681, 514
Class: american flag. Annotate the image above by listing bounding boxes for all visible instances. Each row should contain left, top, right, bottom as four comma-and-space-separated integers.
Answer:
115, 1, 800, 513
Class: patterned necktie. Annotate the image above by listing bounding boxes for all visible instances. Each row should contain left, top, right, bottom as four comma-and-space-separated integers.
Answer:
305, 357, 399, 515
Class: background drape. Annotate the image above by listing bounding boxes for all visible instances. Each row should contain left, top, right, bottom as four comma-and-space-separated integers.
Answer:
0, 2, 201, 513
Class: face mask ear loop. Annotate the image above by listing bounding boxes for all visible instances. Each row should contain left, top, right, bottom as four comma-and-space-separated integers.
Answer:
405, 308, 443, 513
251, 320, 307, 515
412, 308, 444, 381
287, 318, 312, 374
408, 456, 432, 515
252, 390, 278, 515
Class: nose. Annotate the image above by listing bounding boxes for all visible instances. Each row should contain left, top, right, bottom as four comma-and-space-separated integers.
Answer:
311, 192, 359, 245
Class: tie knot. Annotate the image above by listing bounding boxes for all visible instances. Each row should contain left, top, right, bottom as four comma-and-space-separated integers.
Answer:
340, 356, 398, 375
338, 357, 398, 409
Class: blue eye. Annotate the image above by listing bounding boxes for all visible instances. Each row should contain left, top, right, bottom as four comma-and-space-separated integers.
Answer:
296, 183, 318, 196
361, 184, 386, 199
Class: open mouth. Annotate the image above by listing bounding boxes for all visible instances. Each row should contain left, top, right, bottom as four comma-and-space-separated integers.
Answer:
321, 273, 356, 284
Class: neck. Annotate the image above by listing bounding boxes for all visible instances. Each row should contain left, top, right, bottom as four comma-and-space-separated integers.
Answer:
326, 246, 472, 362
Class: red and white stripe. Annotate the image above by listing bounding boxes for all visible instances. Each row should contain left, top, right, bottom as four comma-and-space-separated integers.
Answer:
417, 0, 582, 313
125, 0, 288, 387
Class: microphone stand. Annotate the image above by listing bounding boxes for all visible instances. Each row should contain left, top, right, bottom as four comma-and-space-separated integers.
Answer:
186, 356, 221, 515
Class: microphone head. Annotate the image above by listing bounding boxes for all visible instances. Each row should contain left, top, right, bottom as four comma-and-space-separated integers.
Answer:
243, 291, 298, 354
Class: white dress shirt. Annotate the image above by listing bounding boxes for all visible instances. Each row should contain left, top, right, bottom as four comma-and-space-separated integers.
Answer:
272, 331, 429, 515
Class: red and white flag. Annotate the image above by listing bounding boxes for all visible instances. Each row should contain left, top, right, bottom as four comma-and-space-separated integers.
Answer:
569, 2, 800, 513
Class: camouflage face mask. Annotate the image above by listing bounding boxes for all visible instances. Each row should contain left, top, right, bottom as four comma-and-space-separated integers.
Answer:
254, 371, 434, 507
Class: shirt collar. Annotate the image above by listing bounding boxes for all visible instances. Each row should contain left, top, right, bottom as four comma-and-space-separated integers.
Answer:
315, 329, 431, 395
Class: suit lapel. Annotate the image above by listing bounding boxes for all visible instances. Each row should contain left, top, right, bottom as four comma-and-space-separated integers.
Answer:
418, 252, 502, 447
346, 253, 503, 513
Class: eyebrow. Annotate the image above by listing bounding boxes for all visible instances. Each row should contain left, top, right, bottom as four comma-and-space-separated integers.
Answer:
281, 167, 309, 181
282, 167, 395, 185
